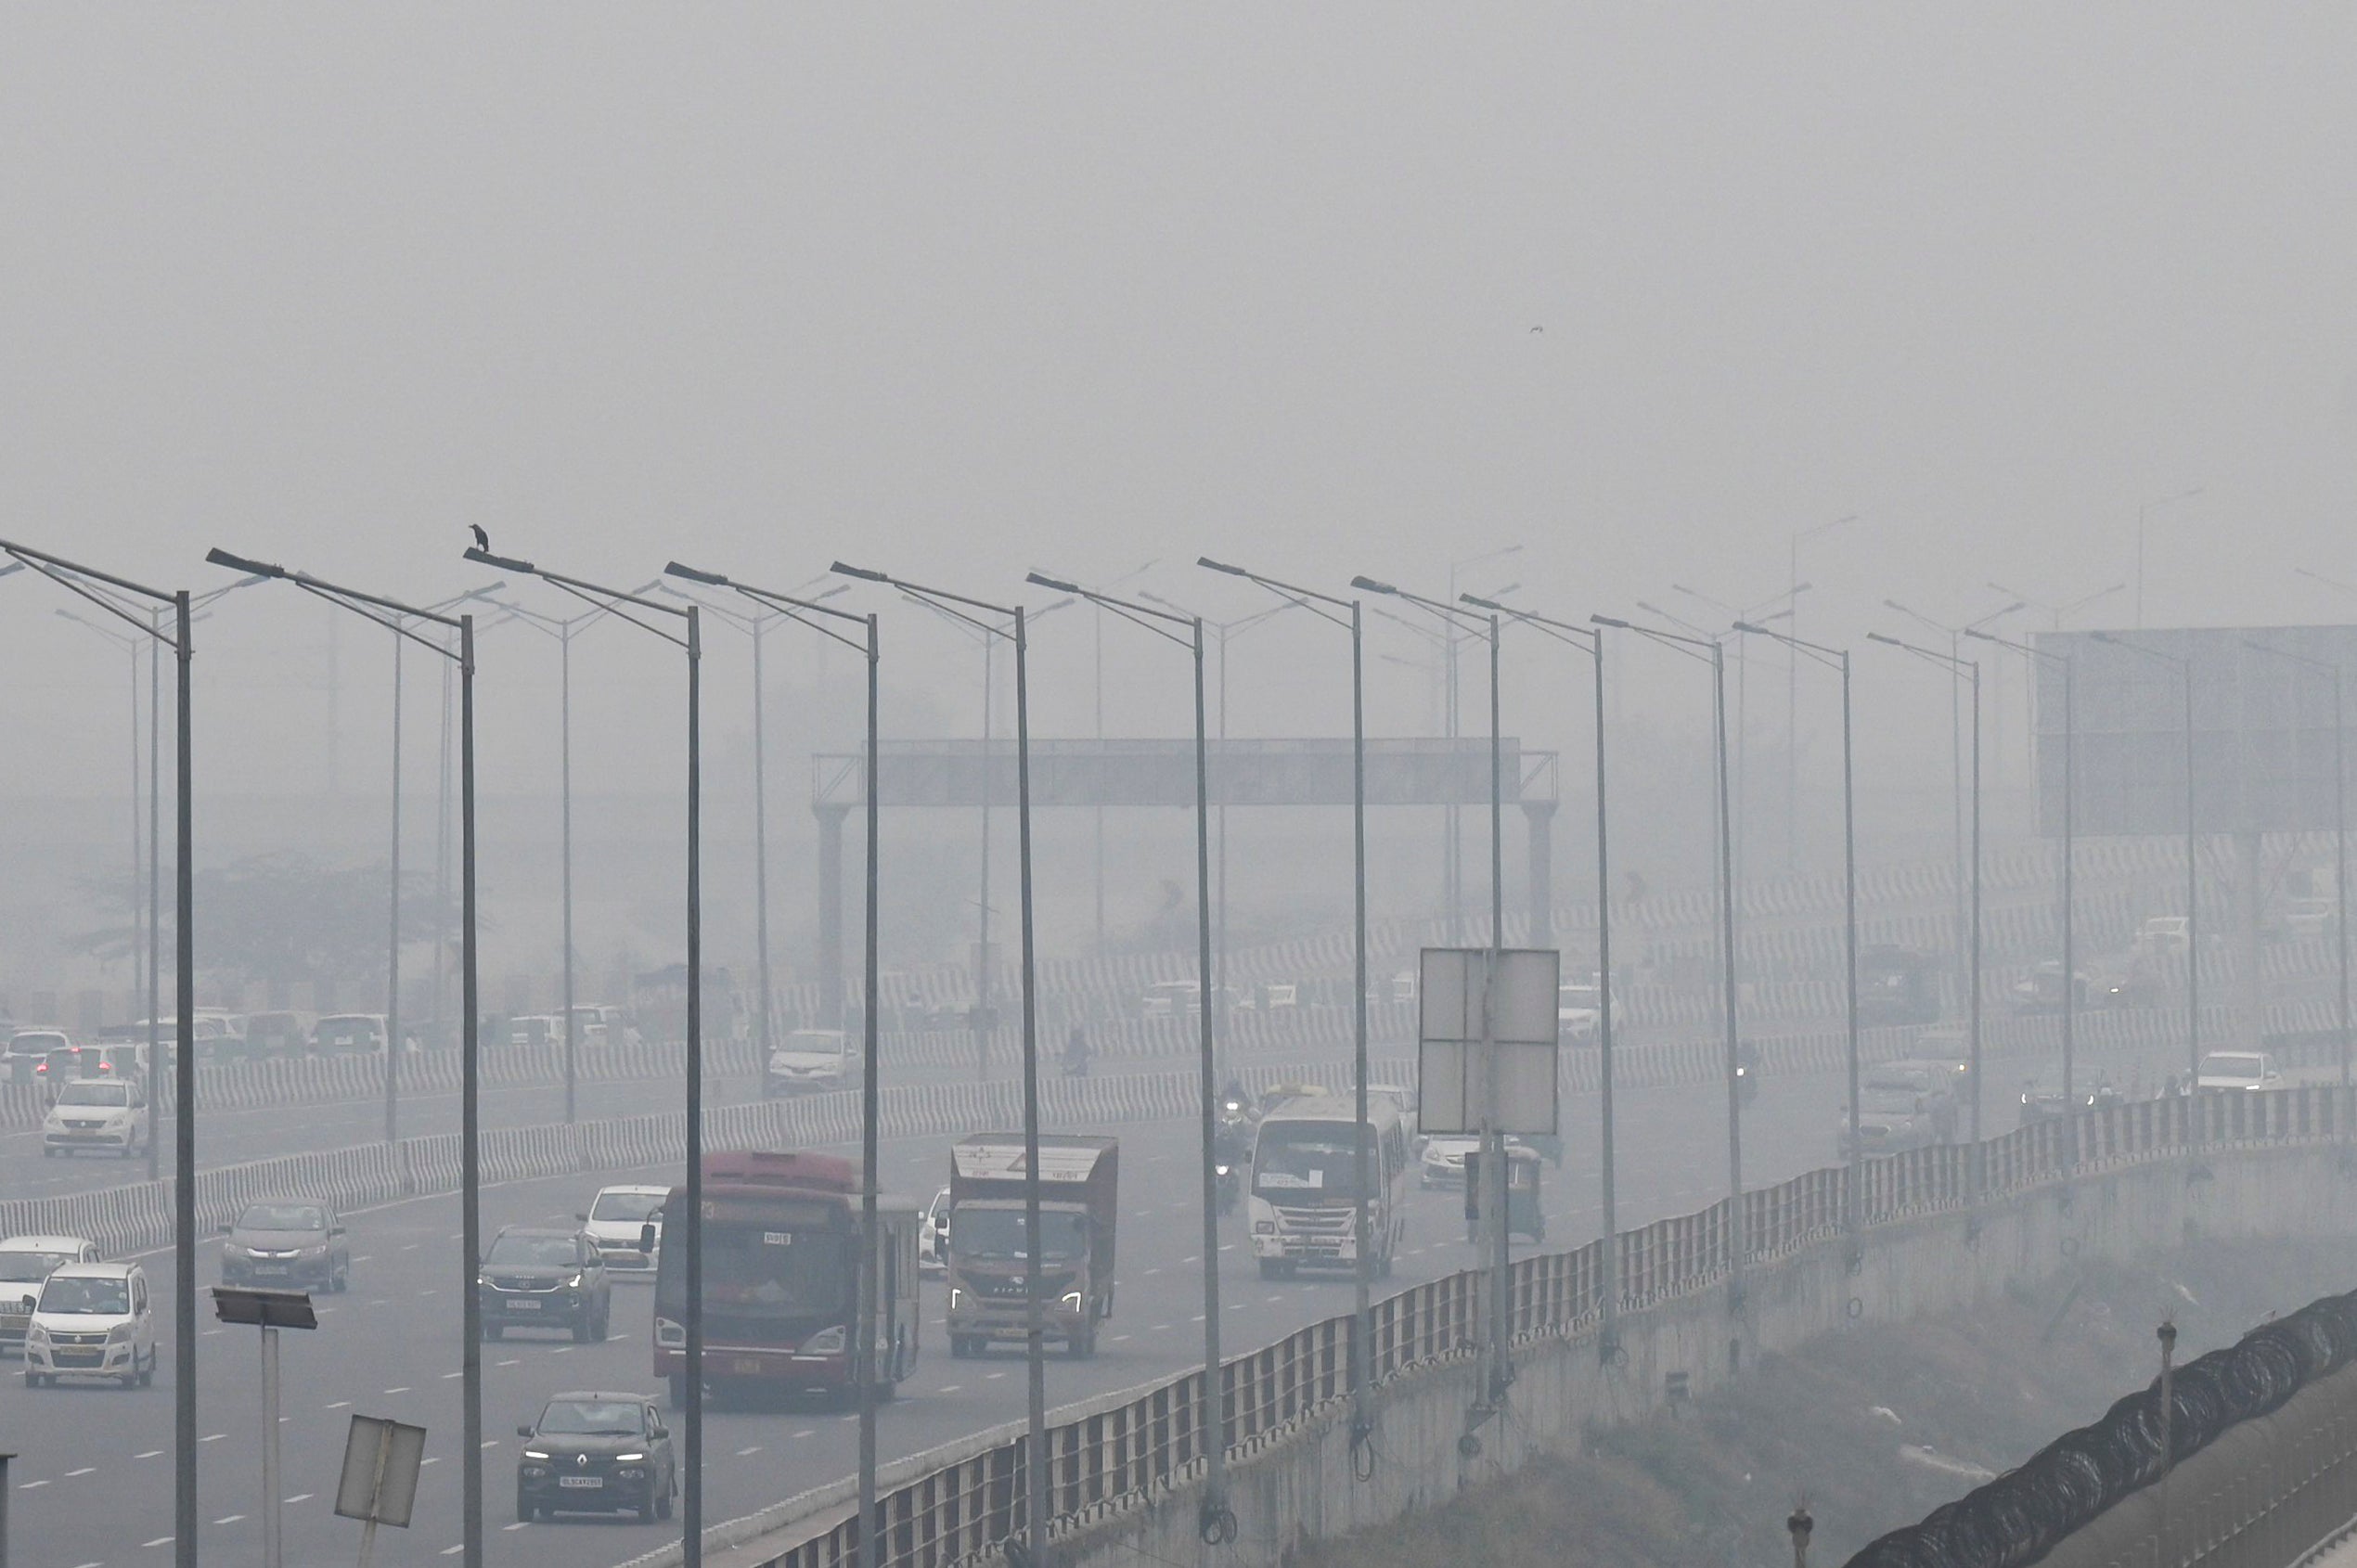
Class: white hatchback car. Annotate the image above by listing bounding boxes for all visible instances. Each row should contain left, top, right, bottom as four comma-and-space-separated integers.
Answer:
1, 1235, 101, 1355
578, 1185, 668, 1278
42, 1077, 146, 1159
23, 1260, 156, 1388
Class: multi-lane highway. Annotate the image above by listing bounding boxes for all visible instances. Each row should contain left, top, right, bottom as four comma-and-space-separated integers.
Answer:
2, 1060, 1865, 1568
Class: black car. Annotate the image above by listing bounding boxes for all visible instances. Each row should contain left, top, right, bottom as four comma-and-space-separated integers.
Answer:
515, 1391, 676, 1523
478, 1227, 611, 1343
219, 1198, 350, 1292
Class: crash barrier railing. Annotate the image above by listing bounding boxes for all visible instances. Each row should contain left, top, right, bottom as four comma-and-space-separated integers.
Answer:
1845, 1278, 2357, 1568
608, 1083, 2357, 1568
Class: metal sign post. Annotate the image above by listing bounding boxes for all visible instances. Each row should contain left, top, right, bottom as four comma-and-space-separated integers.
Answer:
213, 1288, 318, 1568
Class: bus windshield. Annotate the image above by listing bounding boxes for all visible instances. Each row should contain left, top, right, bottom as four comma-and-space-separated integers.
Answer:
664, 1222, 854, 1318
1254, 1121, 1373, 1199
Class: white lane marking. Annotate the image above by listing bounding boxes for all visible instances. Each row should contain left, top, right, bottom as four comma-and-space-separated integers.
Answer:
353, 1254, 373, 1263
400, 1243, 419, 1252
792, 1429, 816, 1439
937, 1384, 961, 1394
420, 1457, 441, 1466
443, 1546, 464, 1555
200, 1433, 226, 1444
1182, 1255, 1199, 1264
442, 1370, 464, 1380
418, 1289, 438, 1297
985, 1371, 1006, 1380
327, 1400, 352, 1409
1264, 1295, 1283, 1304
1149, 1323, 1172, 1332
286, 1492, 314, 1503
551, 1345, 574, 1354
497, 1358, 520, 1367
736, 1446, 762, 1457
1141, 1267, 1162, 1277
135, 1450, 162, 1459
17, 1479, 50, 1490
1111, 1334, 1132, 1343
200, 1328, 223, 1338
144, 1537, 175, 1549
213, 1513, 245, 1523
66, 1465, 96, 1476
384, 1386, 411, 1394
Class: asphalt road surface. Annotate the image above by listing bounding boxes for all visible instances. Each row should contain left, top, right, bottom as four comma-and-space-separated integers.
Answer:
2, 1061, 1860, 1568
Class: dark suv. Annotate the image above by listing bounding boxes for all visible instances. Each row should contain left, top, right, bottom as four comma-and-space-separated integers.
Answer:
220, 1198, 349, 1292
515, 1391, 676, 1523
477, 1227, 611, 1343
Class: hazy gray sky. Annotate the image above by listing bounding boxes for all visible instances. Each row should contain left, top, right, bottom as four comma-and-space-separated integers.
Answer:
6, 5, 2356, 802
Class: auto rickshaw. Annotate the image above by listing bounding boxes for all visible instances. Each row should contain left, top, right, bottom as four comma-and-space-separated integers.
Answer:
1462, 1144, 1545, 1244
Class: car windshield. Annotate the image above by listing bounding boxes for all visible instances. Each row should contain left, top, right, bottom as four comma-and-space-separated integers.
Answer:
537, 1399, 644, 1436
590, 1191, 663, 1224
0, 1251, 72, 1282
239, 1204, 325, 1232
9, 1034, 67, 1053
316, 1018, 379, 1046
952, 1210, 1090, 1262
487, 1235, 578, 1268
1862, 1089, 1921, 1114
2200, 1055, 2262, 1080
58, 1082, 129, 1107
40, 1276, 129, 1315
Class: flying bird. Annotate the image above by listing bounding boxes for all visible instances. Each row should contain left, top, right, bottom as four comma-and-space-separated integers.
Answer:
470, 523, 490, 551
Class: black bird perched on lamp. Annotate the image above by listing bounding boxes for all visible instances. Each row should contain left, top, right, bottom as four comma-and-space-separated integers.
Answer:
470, 523, 490, 551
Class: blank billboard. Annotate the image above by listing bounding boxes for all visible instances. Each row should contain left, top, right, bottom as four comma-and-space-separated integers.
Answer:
2033, 627, 2357, 838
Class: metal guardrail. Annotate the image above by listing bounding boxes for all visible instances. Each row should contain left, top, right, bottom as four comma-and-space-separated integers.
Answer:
610, 1085, 2357, 1568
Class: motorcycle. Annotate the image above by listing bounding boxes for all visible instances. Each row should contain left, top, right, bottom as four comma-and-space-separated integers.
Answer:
1735, 1061, 1758, 1107
1215, 1161, 1242, 1215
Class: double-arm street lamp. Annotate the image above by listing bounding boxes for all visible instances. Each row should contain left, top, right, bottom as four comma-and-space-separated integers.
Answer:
666, 561, 887, 1568
2, 538, 202, 1568
1028, 570, 1235, 1543
1591, 612, 1747, 1303
466, 544, 706, 1564
2091, 632, 2201, 1089
2240, 637, 2347, 1092
1735, 621, 1860, 1240
1868, 633, 1984, 1192
832, 559, 1059, 1556
1196, 557, 1377, 1459
1462, 595, 1621, 1351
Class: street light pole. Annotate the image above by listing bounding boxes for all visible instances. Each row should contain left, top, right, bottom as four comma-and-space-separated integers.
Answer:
1028, 570, 1233, 1541
1785, 514, 1859, 870
1199, 557, 1377, 1460
465, 546, 702, 1563
5, 538, 202, 1568
204, 547, 484, 1562
1595, 612, 1746, 1299
665, 562, 883, 1568
1738, 622, 1858, 1238
2134, 485, 2205, 629
1465, 595, 1617, 1347
835, 560, 1058, 1554
1870, 634, 1984, 1189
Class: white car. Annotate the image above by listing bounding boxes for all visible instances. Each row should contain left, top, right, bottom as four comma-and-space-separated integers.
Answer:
1418, 1136, 1481, 1189
23, 1260, 157, 1389
578, 1185, 668, 1278
42, 1077, 146, 1159
760, 1030, 854, 1097
1, 1235, 101, 1355
920, 1187, 952, 1273
2196, 1051, 2284, 1092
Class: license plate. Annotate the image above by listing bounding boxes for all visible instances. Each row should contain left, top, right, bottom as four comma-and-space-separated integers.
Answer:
732, 1357, 762, 1375
254, 1266, 288, 1276
558, 1475, 604, 1489
507, 1299, 541, 1311
56, 1351, 100, 1366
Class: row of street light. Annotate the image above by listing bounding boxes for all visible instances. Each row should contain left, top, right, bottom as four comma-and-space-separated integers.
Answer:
7, 531, 2349, 1568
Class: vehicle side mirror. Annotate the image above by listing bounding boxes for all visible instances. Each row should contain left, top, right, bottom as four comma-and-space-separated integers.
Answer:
518, 1424, 535, 1438
638, 1222, 658, 1253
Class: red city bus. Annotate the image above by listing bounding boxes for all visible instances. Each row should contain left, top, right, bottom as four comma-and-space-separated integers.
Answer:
649, 1150, 919, 1407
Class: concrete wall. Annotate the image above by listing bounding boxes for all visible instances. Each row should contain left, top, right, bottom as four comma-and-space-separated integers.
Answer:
1061, 1145, 2357, 1568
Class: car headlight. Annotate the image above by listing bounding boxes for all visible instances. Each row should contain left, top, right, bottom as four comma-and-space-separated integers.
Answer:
297, 1244, 328, 1258
1254, 1221, 1274, 1234
27, 1324, 48, 1344
614, 1452, 646, 1463
1060, 1292, 1084, 1310
1215, 1164, 1231, 1177
108, 1323, 134, 1343
801, 1325, 846, 1355
523, 1449, 549, 1460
